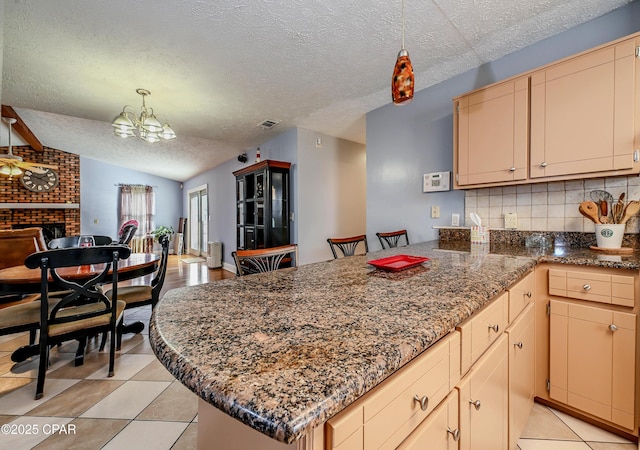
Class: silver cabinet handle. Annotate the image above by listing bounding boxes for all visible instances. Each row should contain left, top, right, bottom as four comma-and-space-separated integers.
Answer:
609, 324, 618, 332
469, 399, 481, 410
525, 291, 532, 298
413, 395, 429, 411
509, 167, 516, 172
513, 341, 523, 349
540, 162, 548, 167
447, 427, 460, 441
583, 284, 591, 291
488, 324, 499, 333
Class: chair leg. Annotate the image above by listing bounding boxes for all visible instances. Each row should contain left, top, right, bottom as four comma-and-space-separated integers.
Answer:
35, 337, 49, 400
109, 325, 117, 377
74, 337, 87, 367
29, 329, 37, 345
116, 322, 123, 351
99, 331, 108, 351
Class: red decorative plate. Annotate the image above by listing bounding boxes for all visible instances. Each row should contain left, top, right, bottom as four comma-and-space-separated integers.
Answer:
368, 254, 430, 272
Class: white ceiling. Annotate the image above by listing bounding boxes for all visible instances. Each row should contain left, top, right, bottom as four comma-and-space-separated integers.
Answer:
0, 0, 633, 181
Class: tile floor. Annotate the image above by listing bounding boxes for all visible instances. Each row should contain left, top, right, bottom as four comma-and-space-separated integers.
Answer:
0, 305, 637, 449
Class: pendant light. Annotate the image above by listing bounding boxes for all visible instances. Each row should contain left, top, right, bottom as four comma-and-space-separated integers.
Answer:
391, 0, 414, 105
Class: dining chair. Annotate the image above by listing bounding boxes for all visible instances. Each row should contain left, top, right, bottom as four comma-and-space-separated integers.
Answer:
232, 244, 298, 276
376, 229, 409, 249
48, 235, 113, 249
24, 244, 131, 399
327, 235, 368, 259
102, 234, 169, 349
117, 220, 139, 245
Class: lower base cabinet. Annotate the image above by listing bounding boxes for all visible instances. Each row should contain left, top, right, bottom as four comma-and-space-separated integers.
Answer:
398, 390, 460, 450
457, 335, 509, 450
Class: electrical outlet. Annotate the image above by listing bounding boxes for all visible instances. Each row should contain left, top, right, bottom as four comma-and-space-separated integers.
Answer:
431, 205, 440, 219
504, 212, 518, 229
451, 213, 460, 226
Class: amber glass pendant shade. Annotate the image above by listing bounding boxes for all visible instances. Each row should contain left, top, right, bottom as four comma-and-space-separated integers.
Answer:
392, 49, 414, 105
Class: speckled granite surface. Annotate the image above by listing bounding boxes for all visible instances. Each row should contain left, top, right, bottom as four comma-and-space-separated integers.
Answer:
149, 240, 640, 444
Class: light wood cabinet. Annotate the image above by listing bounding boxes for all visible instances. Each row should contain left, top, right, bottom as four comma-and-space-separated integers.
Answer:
397, 390, 460, 450
506, 304, 535, 450
457, 335, 509, 450
549, 299, 636, 430
454, 76, 529, 187
530, 36, 639, 179
507, 270, 535, 323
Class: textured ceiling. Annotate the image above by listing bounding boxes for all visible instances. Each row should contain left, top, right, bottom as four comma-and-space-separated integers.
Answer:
0, 0, 633, 181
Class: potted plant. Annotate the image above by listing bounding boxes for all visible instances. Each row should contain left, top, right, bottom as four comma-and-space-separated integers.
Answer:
151, 225, 174, 245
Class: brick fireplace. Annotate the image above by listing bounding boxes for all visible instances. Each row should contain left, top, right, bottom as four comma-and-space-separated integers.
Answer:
0, 146, 81, 236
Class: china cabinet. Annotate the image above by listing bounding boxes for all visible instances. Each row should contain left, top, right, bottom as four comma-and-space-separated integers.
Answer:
233, 160, 291, 250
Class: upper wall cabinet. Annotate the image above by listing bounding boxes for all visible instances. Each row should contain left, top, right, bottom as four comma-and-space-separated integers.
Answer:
530, 36, 639, 179
453, 32, 640, 190
454, 76, 529, 187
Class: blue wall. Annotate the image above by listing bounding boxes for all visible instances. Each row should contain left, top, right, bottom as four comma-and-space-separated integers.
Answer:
80, 157, 182, 239
366, 1, 640, 248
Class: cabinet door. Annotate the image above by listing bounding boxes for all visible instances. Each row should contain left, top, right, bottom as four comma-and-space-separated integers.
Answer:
457, 335, 508, 450
398, 390, 460, 450
455, 76, 528, 187
549, 299, 636, 429
530, 37, 638, 178
507, 304, 535, 450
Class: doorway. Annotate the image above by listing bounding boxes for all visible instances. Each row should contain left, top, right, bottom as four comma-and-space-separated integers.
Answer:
187, 185, 208, 257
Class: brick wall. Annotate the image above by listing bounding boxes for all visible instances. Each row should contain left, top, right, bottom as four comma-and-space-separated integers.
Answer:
0, 146, 81, 235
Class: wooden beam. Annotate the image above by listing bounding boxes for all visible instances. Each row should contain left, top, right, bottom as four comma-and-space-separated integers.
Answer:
1, 105, 44, 152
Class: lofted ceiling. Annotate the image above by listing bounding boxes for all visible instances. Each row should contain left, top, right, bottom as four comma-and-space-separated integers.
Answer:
0, 0, 633, 181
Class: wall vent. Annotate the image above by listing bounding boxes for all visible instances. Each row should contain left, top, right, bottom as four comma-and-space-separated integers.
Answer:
257, 119, 280, 129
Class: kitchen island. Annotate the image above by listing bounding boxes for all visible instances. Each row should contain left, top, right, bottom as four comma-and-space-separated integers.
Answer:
149, 240, 640, 447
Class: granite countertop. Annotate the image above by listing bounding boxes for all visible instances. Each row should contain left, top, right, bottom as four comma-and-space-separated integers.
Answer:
149, 240, 640, 444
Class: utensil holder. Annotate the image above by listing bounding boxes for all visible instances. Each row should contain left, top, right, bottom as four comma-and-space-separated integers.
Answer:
594, 224, 625, 249
471, 226, 489, 245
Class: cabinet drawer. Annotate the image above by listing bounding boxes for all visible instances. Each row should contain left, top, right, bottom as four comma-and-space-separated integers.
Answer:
458, 292, 508, 375
508, 270, 535, 323
549, 268, 635, 307
325, 331, 460, 450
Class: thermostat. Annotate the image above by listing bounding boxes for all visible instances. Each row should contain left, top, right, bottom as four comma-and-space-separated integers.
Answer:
423, 171, 451, 192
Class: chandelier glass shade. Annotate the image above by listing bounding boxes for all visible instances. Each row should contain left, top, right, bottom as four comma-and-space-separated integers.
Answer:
111, 89, 176, 142
0, 117, 23, 179
392, 0, 414, 105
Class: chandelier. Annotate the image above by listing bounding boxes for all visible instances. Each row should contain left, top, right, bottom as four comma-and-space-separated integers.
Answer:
391, 0, 414, 105
111, 88, 176, 143
0, 117, 57, 179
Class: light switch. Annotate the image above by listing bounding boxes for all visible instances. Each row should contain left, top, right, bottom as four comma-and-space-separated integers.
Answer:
431, 205, 440, 219
504, 213, 517, 229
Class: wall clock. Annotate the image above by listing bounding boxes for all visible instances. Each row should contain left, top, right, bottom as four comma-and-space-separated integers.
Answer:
20, 168, 59, 192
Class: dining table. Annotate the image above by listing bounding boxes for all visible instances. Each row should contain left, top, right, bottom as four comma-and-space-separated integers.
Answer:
0, 252, 160, 362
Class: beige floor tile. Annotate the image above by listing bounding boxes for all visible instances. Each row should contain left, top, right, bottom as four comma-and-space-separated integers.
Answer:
0, 378, 80, 415
517, 439, 592, 449
115, 333, 147, 354
125, 338, 155, 355
85, 354, 156, 381
137, 381, 198, 422
26, 379, 125, 417
32, 417, 129, 450
0, 413, 16, 425
131, 358, 176, 381
0, 376, 33, 396
520, 403, 581, 441
80, 380, 171, 419
0, 334, 30, 352
551, 409, 634, 444
1, 415, 74, 450
0, 332, 28, 345
171, 422, 198, 450
586, 443, 638, 450
47, 351, 113, 379
1, 348, 76, 379
101, 420, 188, 450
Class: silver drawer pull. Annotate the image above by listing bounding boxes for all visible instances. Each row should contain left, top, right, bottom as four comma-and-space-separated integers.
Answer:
513, 341, 523, 349
447, 427, 460, 441
488, 324, 499, 333
525, 291, 532, 298
469, 399, 481, 410
540, 162, 548, 167
509, 167, 516, 172
413, 395, 429, 411
583, 284, 591, 291
609, 324, 618, 332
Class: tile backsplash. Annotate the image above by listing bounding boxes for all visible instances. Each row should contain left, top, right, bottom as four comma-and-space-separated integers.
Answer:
464, 175, 640, 234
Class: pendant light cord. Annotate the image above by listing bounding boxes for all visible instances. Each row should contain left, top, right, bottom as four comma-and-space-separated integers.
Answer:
401, 0, 405, 50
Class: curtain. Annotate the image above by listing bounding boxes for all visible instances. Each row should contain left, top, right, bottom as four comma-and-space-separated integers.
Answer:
120, 184, 155, 252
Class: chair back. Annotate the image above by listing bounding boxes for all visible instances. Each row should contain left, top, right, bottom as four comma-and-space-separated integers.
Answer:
232, 244, 298, 276
118, 221, 139, 245
24, 245, 131, 330
376, 230, 409, 249
49, 235, 113, 249
327, 235, 368, 259
150, 234, 171, 303
0, 227, 48, 270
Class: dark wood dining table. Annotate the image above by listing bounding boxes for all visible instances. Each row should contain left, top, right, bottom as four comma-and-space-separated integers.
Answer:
0, 252, 160, 296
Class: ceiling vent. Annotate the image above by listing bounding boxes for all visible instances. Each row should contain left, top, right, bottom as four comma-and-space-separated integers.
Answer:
257, 119, 280, 129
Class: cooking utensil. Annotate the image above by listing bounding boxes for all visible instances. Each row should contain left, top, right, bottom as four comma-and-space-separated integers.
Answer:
470, 212, 482, 227
590, 190, 614, 222
579, 201, 600, 223
613, 193, 625, 223
620, 200, 640, 224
